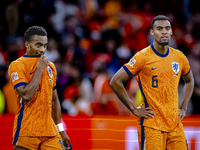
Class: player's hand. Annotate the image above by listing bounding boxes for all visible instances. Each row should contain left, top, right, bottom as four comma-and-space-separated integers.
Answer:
37, 55, 49, 72
63, 141, 72, 150
132, 107, 155, 119
59, 131, 72, 150
59, 131, 70, 145
178, 109, 186, 121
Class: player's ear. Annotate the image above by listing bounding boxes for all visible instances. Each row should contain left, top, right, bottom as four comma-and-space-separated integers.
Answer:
150, 29, 154, 36
25, 41, 30, 50
170, 29, 173, 35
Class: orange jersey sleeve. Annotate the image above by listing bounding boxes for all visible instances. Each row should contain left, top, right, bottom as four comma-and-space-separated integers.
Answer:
123, 51, 147, 76
179, 51, 190, 75
8, 61, 28, 89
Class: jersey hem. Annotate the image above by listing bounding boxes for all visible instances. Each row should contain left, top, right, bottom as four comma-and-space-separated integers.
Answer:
14, 82, 27, 89
53, 85, 57, 90
122, 65, 133, 77
139, 120, 183, 132
182, 69, 190, 76
22, 54, 41, 58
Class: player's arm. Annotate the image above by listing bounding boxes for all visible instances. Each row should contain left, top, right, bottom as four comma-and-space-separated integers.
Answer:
52, 89, 71, 145
110, 67, 155, 118
16, 56, 49, 102
179, 70, 194, 121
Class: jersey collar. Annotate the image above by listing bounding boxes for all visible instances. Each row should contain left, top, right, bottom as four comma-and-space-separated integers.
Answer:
22, 54, 41, 58
151, 44, 169, 57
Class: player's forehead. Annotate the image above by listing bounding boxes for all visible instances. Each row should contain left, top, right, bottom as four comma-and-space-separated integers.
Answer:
153, 20, 171, 28
29, 35, 48, 44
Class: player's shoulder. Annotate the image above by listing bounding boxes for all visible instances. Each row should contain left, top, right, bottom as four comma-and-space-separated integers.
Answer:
140, 45, 152, 53
9, 57, 24, 69
169, 46, 186, 58
135, 46, 151, 58
49, 61, 55, 67
138, 45, 153, 57
48, 62, 56, 71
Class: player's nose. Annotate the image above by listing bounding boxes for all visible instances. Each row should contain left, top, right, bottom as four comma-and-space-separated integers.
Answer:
162, 28, 168, 34
40, 47, 46, 55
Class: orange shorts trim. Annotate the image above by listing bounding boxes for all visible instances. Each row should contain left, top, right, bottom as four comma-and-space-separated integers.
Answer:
137, 124, 188, 150
13, 135, 65, 150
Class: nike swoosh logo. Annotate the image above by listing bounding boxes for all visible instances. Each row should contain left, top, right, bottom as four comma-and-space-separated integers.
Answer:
151, 67, 158, 70
30, 71, 36, 75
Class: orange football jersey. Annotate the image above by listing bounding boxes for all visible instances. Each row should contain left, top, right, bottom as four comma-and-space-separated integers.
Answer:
124, 44, 190, 132
8, 55, 59, 145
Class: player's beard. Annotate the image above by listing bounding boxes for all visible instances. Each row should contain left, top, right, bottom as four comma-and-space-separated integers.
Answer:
157, 41, 169, 47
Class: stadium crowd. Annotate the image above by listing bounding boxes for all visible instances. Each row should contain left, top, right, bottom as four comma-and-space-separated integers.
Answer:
0, 0, 200, 115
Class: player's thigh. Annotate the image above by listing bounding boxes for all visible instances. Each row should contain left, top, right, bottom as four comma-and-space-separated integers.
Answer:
166, 126, 188, 150
40, 135, 64, 150
137, 125, 167, 150
13, 136, 40, 150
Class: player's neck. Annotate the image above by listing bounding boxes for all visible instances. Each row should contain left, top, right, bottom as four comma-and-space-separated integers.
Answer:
153, 43, 168, 55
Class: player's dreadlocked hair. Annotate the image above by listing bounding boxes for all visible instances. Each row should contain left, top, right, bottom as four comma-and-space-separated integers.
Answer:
24, 26, 47, 42
151, 15, 170, 29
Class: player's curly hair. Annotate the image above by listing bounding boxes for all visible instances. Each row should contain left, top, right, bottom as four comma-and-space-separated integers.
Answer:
24, 26, 47, 42
151, 15, 170, 29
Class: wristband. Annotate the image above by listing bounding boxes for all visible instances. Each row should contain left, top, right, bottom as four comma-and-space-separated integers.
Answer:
56, 123, 64, 132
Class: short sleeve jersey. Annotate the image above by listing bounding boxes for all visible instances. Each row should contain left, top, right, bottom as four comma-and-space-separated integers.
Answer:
123, 45, 190, 132
8, 55, 59, 137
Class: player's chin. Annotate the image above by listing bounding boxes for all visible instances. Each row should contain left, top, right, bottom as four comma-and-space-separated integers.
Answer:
159, 42, 169, 46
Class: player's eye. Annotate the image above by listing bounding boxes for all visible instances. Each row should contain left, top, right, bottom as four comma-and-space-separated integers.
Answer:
157, 27, 162, 31
36, 43, 42, 47
166, 27, 171, 30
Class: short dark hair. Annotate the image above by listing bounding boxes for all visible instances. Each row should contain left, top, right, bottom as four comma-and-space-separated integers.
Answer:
151, 15, 170, 29
24, 26, 47, 42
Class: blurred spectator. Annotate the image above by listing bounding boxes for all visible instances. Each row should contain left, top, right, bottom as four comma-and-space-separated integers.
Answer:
2, 35, 19, 65
2, 70, 18, 114
61, 15, 83, 41
79, 0, 99, 19
17, 0, 39, 35
187, 41, 200, 114
115, 44, 132, 67
90, 61, 119, 115
51, 0, 79, 34
0, 89, 5, 114
62, 63, 93, 116
16, 36, 26, 57
0, 66, 8, 90
100, 29, 122, 77
5, 0, 22, 36
0, 46, 6, 66
63, 37, 85, 73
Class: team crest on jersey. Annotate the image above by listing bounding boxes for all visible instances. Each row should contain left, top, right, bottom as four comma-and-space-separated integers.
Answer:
172, 62, 179, 74
11, 72, 19, 82
48, 66, 53, 78
128, 58, 136, 67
